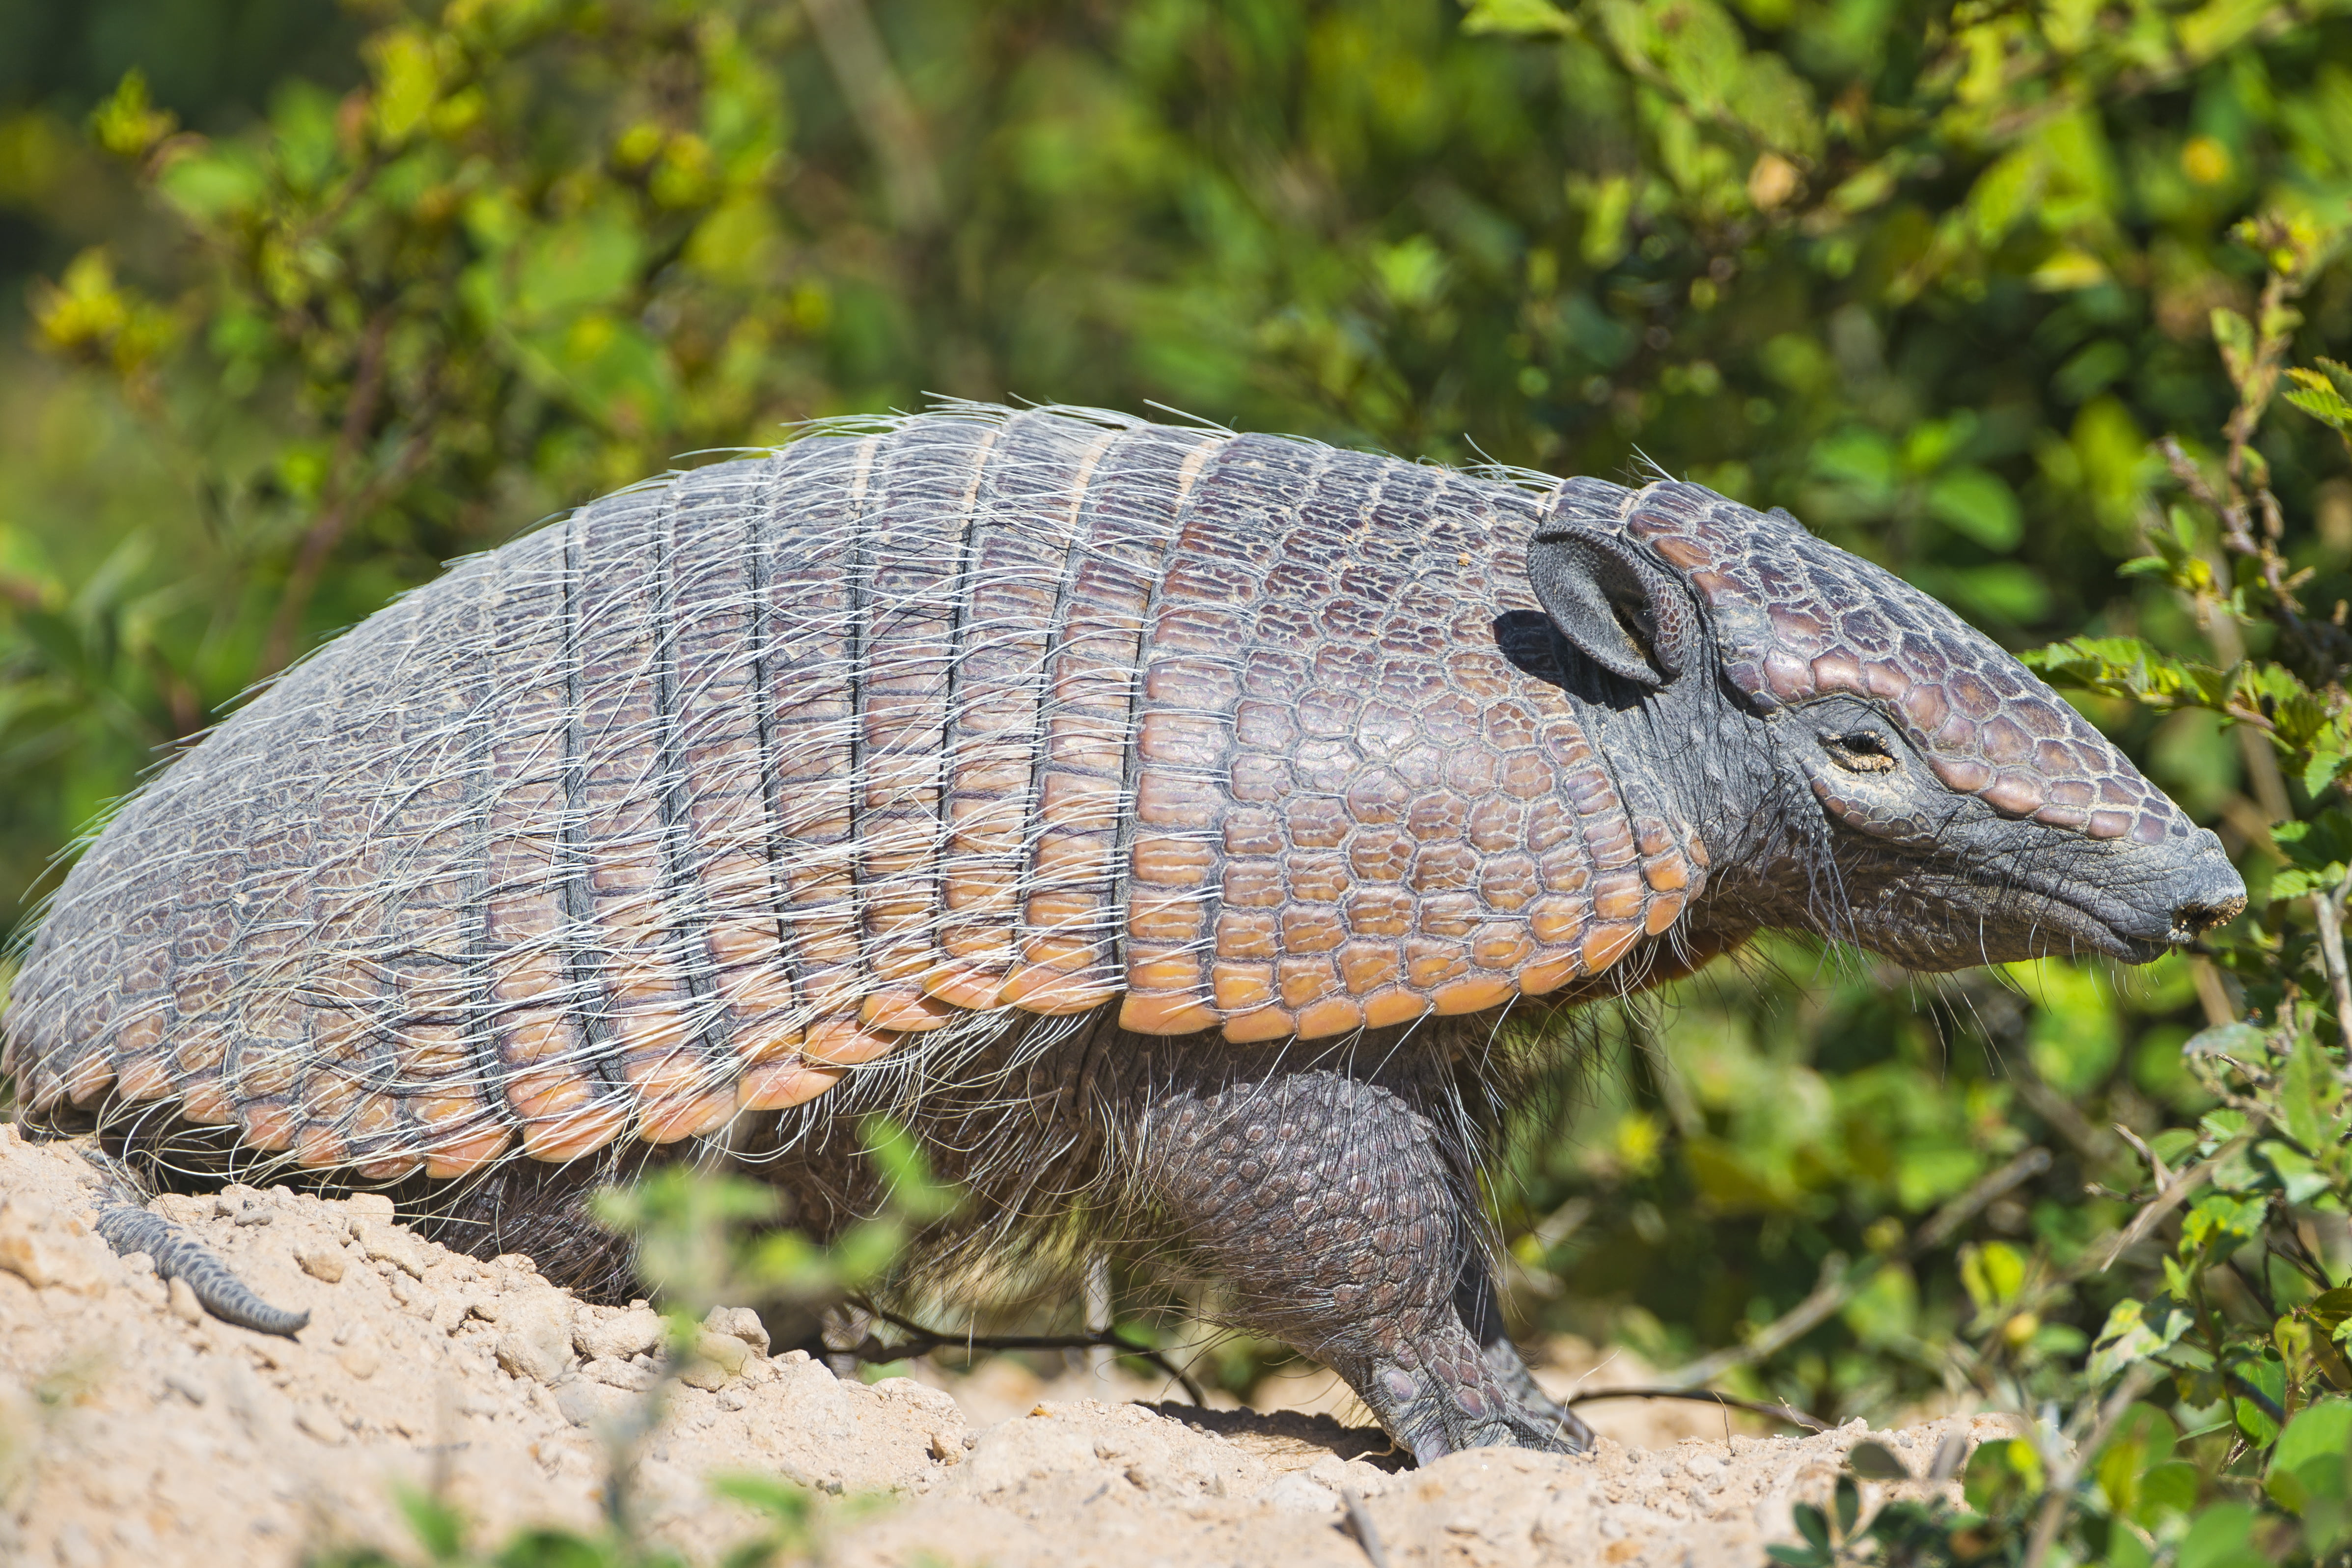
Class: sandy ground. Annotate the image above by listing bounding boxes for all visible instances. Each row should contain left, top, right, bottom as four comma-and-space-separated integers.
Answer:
0, 1125, 2016, 1567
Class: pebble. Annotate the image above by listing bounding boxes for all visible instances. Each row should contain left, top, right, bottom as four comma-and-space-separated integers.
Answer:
584, 1357, 659, 1393
574, 1304, 664, 1363
167, 1276, 205, 1325
704, 1305, 770, 1355
1258, 1473, 1337, 1514
295, 1244, 346, 1284
352, 1219, 427, 1280
0, 1193, 108, 1293
497, 1289, 579, 1385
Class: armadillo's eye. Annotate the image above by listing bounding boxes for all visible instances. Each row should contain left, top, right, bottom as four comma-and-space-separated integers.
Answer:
1825, 732, 1898, 773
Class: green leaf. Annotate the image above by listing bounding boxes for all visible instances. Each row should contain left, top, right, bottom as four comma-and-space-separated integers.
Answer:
2139, 1459, 2200, 1521
1832, 1474, 1860, 1536
369, 28, 442, 144
2179, 1502, 2264, 1568
2284, 363, 2352, 430
1847, 1440, 1912, 1480
2092, 1299, 2187, 1386
1462, 0, 1575, 33
2281, 1033, 2335, 1156
1961, 1240, 2027, 1312
2213, 308, 2257, 388
2182, 1022, 2266, 1061
2260, 1141, 2330, 1205
2270, 1399, 2352, 1500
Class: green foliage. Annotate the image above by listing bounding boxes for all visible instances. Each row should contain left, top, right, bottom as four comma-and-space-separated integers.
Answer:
305, 1128, 936, 1566
594, 1114, 961, 1352
1, 0, 2351, 1559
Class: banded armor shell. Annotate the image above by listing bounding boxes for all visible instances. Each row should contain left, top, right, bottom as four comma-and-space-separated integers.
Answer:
1, 407, 1701, 1179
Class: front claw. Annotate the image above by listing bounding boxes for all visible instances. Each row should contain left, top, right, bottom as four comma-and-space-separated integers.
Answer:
1350, 1346, 1593, 1463
1478, 1336, 1596, 1452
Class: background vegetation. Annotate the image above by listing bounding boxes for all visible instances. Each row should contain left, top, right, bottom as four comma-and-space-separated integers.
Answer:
5, 0, 2352, 1560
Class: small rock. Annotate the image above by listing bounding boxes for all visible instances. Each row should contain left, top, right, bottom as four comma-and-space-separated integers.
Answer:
1260, 1473, 1338, 1514
350, 1218, 426, 1279
295, 1244, 346, 1284
344, 1193, 395, 1222
337, 1339, 383, 1380
232, 1206, 273, 1227
294, 1404, 345, 1444
717, 1385, 750, 1412
693, 1328, 752, 1379
929, 1431, 963, 1466
584, 1357, 659, 1393
574, 1304, 664, 1362
0, 1193, 107, 1293
163, 1371, 208, 1405
167, 1276, 204, 1325
676, 1356, 731, 1392
496, 1289, 578, 1384
703, 1304, 770, 1355
553, 1377, 633, 1429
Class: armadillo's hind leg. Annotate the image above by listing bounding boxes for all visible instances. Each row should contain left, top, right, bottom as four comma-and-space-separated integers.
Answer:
1127, 1061, 1584, 1463
91, 1205, 311, 1338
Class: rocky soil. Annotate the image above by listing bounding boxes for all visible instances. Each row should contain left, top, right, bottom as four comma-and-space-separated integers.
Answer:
0, 1125, 2016, 1567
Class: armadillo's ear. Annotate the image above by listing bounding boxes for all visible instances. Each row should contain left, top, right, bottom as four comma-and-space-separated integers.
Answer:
1526, 529, 1688, 688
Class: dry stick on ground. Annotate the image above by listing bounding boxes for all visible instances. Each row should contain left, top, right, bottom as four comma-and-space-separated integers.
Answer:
1338, 1489, 1390, 1568
1662, 1147, 2054, 1391
844, 1299, 1208, 1407
1564, 1386, 1829, 1433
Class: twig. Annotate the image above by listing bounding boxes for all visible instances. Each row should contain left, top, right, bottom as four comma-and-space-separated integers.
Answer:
1563, 1385, 1829, 1433
1663, 1147, 2052, 1388
2020, 1363, 2159, 1568
802, 0, 943, 231
844, 1301, 1206, 1407
2096, 1125, 2262, 1273
259, 311, 416, 676
2314, 871, 2352, 1056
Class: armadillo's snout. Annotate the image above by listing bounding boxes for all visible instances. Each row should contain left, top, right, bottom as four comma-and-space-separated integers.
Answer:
2163, 829, 2246, 945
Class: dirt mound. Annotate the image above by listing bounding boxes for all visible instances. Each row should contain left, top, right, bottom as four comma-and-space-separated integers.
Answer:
0, 1126, 2014, 1566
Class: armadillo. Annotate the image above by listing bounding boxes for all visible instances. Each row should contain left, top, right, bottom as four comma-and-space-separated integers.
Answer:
2, 405, 2242, 1458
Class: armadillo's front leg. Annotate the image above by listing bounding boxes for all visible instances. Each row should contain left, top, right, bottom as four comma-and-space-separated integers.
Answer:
1131, 1064, 1585, 1462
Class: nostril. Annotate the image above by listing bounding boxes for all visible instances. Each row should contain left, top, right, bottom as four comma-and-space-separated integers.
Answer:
2171, 893, 2246, 937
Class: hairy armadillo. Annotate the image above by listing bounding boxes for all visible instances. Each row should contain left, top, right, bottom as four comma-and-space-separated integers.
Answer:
4, 404, 2242, 1459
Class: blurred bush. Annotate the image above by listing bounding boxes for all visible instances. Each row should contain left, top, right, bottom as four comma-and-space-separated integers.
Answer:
1, 0, 2352, 1553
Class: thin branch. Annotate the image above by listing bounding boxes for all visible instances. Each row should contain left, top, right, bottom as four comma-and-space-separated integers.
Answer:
802, 0, 943, 232
2096, 1125, 2262, 1274
1563, 1385, 1830, 1433
261, 308, 397, 675
2314, 871, 2352, 1056
843, 1300, 1206, 1407
2020, 1363, 2160, 1568
1663, 1147, 2052, 1388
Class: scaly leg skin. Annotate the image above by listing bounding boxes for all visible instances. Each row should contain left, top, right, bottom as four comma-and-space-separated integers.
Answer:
1131, 1064, 1589, 1463
1457, 1266, 1596, 1451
